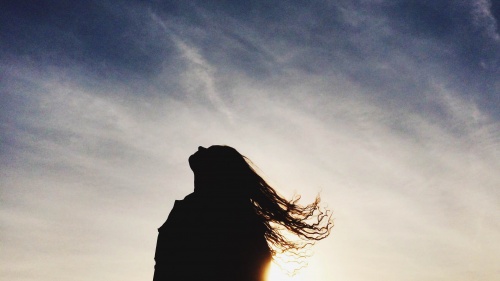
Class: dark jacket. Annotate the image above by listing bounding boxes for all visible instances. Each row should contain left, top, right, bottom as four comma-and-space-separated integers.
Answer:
153, 192, 271, 281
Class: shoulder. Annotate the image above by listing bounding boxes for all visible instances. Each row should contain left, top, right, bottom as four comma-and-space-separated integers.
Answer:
157, 196, 195, 231
169, 192, 199, 210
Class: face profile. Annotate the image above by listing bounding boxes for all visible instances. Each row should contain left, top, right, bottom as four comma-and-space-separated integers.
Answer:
188, 146, 210, 173
188, 145, 250, 195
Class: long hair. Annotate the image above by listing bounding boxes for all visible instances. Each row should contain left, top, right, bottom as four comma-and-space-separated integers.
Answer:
198, 145, 333, 257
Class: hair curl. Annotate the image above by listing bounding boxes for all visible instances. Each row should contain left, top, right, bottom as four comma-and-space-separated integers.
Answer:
242, 156, 333, 257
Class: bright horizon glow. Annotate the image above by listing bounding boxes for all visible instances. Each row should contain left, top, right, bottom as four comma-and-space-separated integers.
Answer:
266, 260, 307, 281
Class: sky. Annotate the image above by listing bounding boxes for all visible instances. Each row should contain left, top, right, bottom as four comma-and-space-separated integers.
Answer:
1, 1, 499, 280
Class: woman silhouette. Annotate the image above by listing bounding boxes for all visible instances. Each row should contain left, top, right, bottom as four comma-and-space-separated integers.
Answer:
153, 145, 332, 281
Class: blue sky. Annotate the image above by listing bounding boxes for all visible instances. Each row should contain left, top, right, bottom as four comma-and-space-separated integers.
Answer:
1, 1, 499, 280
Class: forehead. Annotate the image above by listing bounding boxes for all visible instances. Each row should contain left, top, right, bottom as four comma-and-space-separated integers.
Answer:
208, 145, 227, 151
207, 145, 237, 156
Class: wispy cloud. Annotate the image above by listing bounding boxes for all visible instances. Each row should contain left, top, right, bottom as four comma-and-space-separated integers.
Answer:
471, 0, 500, 41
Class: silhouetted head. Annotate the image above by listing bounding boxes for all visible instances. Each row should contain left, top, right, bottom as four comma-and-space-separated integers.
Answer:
189, 145, 253, 197
188, 145, 333, 260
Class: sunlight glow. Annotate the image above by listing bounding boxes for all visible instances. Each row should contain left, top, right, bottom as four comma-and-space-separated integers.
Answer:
266, 261, 307, 281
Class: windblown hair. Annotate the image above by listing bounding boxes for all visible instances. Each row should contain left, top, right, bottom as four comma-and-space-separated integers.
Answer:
244, 157, 332, 256
205, 146, 333, 257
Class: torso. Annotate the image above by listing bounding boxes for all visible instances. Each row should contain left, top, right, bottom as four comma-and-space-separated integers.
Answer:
153, 193, 271, 281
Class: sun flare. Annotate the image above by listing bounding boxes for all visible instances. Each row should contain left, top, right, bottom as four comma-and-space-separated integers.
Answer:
266, 261, 306, 281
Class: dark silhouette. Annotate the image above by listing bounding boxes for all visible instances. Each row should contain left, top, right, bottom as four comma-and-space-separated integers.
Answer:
153, 145, 333, 281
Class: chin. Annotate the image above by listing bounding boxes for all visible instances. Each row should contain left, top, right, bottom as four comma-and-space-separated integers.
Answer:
188, 153, 199, 172
188, 155, 194, 169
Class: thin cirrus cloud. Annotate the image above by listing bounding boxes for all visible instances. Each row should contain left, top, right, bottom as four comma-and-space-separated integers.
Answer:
1, 1, 499, 281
